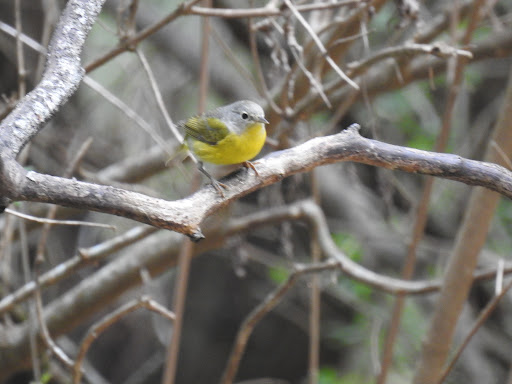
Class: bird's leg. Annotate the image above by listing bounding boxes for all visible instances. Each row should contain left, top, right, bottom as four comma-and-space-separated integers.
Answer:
243, 161, 259, 177
197, 161, 228, 196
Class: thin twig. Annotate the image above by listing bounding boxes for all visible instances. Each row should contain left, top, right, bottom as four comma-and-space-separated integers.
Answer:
82, 76, 172, 155
14, 0, 26, 97
210, 24, 260, 96
162, 2, 212, 382
35, 137, 95, 262
496, 259, 505, 295
346, 42, 473, 78
414, 0, 473, 44
0, 21, 169, 159
161, 241, 194, 384
247, 17, 283, 115
117, 0, 139, 40
286, 18, 332, 108
490, 140, 512, 170
18, 212, 41, 381
0, 225, 158, 315
84, 0, 203, 73
31, 137, 98, 368
36, 0, 59, 81
0, 21, 46, 53
308, 170, 321, 384
135, 49, 183, 142
377, 176, 434, 384
437, 279, 512, 384
4, 208, 116, 230
286, 29, 512, 121
74, 296, 175, 383
198, 0, 211, 113
221, 260, 340, 384
283, 0, 359, 90
188, 0, 361, 18
34, 280, 75, 368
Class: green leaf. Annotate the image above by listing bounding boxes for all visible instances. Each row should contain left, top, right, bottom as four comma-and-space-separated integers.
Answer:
406, 134, 435, 151
331, 233, 363, 262
319, 367, 372, 384
267, 266, 289, 284
40, 372, 52, 384
319, 367, 340, 384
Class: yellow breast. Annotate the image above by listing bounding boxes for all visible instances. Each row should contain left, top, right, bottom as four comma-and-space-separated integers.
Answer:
191, 123, 266, 165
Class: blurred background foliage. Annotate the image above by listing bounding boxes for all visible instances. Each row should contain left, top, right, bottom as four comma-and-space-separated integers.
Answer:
1, 0, 512, 383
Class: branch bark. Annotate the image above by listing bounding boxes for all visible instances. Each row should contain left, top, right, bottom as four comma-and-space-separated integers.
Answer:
2, 125, 512, 241
0, 0, 105, 158
0, 0, 106, 211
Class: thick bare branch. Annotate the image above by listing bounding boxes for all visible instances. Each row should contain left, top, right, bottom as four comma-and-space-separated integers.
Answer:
2, 125, 512, 241
0, 0, 106, 158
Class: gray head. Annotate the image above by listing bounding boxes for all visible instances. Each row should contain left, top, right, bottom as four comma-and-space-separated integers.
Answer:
212, 100, 268, 134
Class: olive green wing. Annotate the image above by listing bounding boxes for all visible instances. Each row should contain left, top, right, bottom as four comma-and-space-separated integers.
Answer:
184, 117, 230, 145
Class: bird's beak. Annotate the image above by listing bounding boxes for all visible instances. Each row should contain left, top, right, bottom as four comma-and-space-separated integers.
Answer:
257, 116, 269, 124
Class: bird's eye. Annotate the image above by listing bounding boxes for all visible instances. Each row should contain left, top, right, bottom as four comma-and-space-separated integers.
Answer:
241, 112, 249, 120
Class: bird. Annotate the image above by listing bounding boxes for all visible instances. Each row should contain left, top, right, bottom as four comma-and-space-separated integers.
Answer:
179, 100, 268, 195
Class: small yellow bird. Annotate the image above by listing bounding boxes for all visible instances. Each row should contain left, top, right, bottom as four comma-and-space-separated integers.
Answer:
180, 100, 268, 194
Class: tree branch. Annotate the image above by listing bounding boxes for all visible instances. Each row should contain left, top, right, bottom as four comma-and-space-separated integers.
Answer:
221, 259, 340, 384
0, 0, 106, 212
295, 29, 512, 118
73, 296, 175, 384
1, 124, 511, 242
187, 1, 360, 18
0, 0, 106, 158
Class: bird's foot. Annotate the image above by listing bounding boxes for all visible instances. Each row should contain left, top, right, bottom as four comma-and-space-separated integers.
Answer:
242, 161, 259, 177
